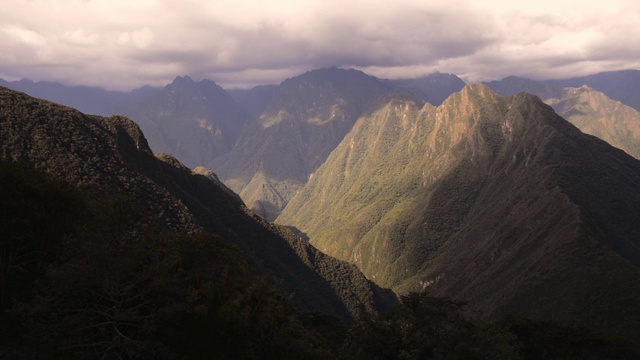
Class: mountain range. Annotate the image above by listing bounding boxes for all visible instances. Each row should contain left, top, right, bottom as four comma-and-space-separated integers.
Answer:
3, 66, 640, 356
0, 77, 158, 116
277, 84, 640, 345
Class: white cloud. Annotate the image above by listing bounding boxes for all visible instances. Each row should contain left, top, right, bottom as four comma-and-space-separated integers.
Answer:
0, 0, 637, 89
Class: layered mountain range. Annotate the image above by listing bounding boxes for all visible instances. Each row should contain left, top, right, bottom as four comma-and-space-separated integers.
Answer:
0, 86, 396, 323
3, 65, 640, 353
278, 84, 640, 344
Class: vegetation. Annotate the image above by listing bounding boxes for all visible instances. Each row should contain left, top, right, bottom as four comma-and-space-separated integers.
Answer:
0, 85, 396, 325
2, 83, 640, 357
1, 165, 635, 358
0, 161, 334, 359
278, 84, 640, 346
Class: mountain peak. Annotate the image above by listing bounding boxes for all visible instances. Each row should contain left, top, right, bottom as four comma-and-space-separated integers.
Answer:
459, 83, 498, 98
172, 75, 194, 84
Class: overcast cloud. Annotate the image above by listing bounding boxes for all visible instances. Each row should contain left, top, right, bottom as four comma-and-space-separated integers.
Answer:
0, 0, 638, 90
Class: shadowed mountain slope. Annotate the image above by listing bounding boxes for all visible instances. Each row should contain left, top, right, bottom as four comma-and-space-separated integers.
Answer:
215, 67, 393, 220
278, 84, 640, 344
129, 76, 250, 169
0, 86, 396, 322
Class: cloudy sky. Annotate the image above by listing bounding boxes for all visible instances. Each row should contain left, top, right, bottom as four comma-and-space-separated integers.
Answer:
1, 0, 638, 90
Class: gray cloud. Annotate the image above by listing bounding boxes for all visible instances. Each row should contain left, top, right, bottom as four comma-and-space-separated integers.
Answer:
0, 0, 638, 89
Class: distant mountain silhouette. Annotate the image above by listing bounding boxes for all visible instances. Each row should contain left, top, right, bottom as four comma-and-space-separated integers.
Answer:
0, 77, 158, 116
128, 76, 251, 169
485, 70, 640, 111
384, 72, 466, 105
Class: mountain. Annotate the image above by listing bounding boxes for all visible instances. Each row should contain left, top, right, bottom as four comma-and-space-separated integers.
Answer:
546, 86, 640, 159
227, 84, 278, 119
484, 75, 565, 100
215, 67, 393, 220
129, 76, 250, 169
0, 77, 157, 115
0, 86, 396, 323
552, 70, 640, 111
486, 78, 640, 159
277, 84, 640, 345
485, 70, 640, 112
384, 72, 467, 105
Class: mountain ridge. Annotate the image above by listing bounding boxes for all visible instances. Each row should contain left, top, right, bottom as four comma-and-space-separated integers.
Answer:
278, 84, 640, 344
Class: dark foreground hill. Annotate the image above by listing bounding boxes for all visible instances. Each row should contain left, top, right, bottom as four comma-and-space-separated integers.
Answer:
0, 86, 396, 324
278, 84, 640, 346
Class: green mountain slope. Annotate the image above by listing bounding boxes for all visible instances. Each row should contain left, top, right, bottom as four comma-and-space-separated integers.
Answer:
215, 67, 392, 220
129, 76, 250, 169
278, 84, 640, 344
0, 86, 396, 323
